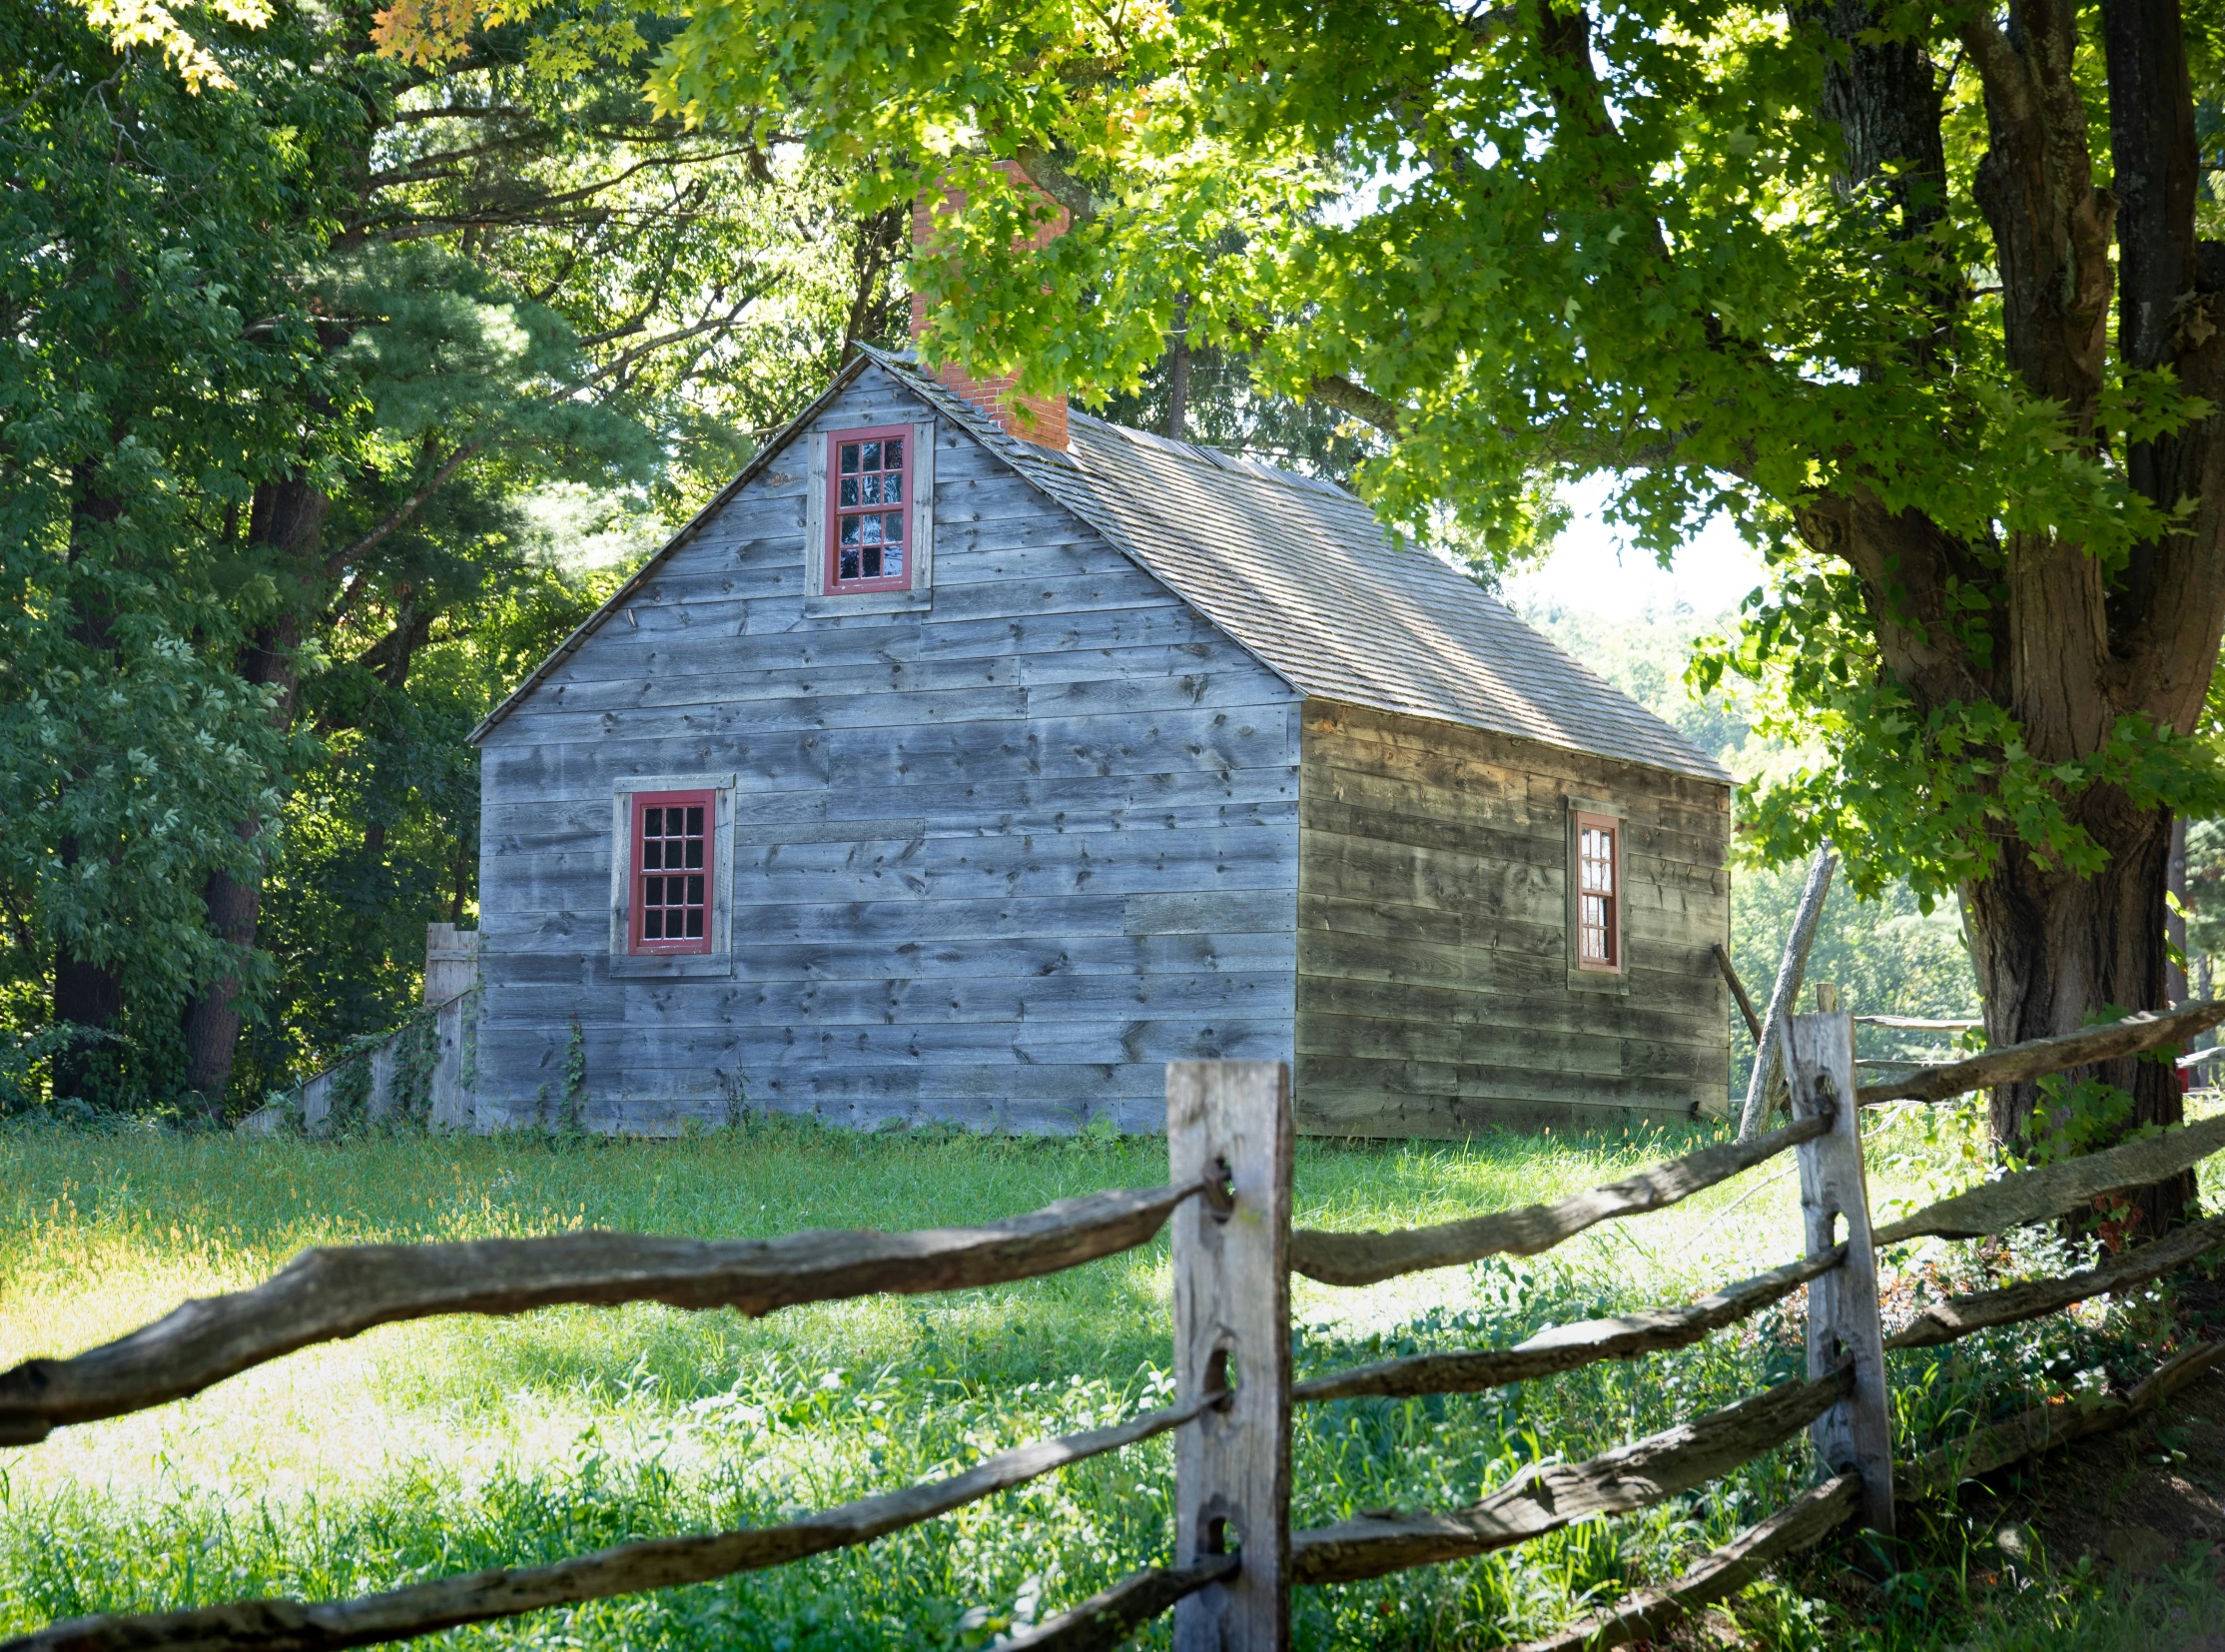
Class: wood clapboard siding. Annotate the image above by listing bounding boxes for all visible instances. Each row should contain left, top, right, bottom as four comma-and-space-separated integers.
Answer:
475, 365, 1302, 1134
1294, 700, 1731, 1136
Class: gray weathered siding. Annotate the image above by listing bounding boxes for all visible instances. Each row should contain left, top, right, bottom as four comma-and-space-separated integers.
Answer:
1294, 700, 1731, 1135
475, 366, 1302, 1133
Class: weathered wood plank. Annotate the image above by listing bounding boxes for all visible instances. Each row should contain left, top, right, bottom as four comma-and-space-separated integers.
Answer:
1855, 999, 2225, 1107
1785, 1011, 1892, 1537
1871, 1111, 2225, 1243
524, 889, 1296, 947
1291, 1058, 1712, 1134
1288, 1116, 1826, 1286
488, 970, 1296, 1028
1883, 1210, 2225, 1351
1299, 701, 1734, 814
0, 1183, 1207, 1443
999, 1556, 1241, 1652
480, 707, 1300, 800
1294, 1013, 1721, 1081
591, 1015, 1298, 1070
1293, 1246, 1846, 1402
1300, 794, 1730, 877
1288, 1368, 1848, 1585
1503, 1476, 1860, 1652
1169, 1062, 1292, 1651
503, 670, 1286, 736
4, 1389, 1221, 1652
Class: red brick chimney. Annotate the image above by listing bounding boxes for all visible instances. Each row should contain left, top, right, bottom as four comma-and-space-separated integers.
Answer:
909, 161, 1069, 450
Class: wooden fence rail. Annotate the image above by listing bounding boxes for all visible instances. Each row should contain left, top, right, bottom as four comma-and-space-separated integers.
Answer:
10, 1007, 2225, 1652
0, 1180, 1219, 1445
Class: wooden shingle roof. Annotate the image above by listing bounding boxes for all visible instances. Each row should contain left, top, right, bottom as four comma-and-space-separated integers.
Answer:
859, 346, 1733, 786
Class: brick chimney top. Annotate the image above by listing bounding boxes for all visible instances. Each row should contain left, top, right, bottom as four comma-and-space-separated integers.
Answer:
909, 161, 1069, 450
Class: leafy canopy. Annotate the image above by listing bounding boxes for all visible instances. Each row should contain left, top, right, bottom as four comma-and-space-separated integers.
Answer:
640, 0, 2225, 904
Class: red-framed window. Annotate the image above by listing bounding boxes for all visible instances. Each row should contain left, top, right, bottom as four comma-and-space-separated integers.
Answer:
630, 790, 714, 954
1575, 813, 1620, 971
826, 424, 912, 592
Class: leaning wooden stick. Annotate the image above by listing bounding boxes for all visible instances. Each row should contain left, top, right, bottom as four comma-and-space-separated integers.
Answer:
3, 1389, 1225, 1652
1713, 942, 1765, 1044
1289, 1115, 1826, 1287
1294, 1246, 1846, 1402
1737, 847, 1835, 1142
1854, 998, 2225, 1107
0, 1180, 1213, 1446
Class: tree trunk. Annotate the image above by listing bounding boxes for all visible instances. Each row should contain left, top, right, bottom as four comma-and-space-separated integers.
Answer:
1962, 799, 2193, 1238
51, 917, 122, 1107
178, 475, 325, 1116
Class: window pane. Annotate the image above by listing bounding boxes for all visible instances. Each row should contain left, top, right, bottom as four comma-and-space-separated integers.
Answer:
687, 875, 704, 906
686, 909, 704, 939
860, 513, 882, 543
841, 515, 861, 545
862, 439, 880, 469
861, 473, 881, 504
841, 547, 861, 579
644, 807, 662, 835
685, 839, 703, 869
884, 545, 903, 576
840, 442, 859, 472
643, 840, 662, 870
646, 876, 663, 905
884, 471, 903, 504
840, 476, 859, 506
863, 546, 883, 577
884, 437, 903, 470
685, 806, 703, 835
645, 910, 663, 939
880, 511, 902, 543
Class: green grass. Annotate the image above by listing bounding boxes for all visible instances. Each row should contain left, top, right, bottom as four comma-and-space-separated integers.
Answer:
2, 1110, 2221, 1650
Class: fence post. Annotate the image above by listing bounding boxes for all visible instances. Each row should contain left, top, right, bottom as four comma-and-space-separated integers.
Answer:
1785, 1003, 1895, 1538
1167, 1061, 1293, 1652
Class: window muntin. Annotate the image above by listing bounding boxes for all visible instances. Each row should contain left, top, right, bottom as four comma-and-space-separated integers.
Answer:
631, 790, 713, 954
1575, 813, 1620, 971
827, 425, 911, 592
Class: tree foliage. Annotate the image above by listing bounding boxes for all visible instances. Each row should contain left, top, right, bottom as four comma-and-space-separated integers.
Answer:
3, 0, 908, 1110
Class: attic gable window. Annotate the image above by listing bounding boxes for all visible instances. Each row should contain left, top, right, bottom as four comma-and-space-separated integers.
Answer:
828, 425, 911, 591
630, 790, 713, 954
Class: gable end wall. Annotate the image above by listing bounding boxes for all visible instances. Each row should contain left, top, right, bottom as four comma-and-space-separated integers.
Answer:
474, 365, 1303, 1134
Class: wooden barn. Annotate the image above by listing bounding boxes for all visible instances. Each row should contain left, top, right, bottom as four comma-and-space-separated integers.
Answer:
467, 342, 1735, 1137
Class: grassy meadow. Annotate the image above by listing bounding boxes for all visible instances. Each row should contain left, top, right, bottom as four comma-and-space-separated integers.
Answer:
3, 1110, 2223, 1650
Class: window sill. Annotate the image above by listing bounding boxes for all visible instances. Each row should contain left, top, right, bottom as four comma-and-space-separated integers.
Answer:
609, 952, 734, 979
1565, 967, 1631, 996
803, 588, 932, 618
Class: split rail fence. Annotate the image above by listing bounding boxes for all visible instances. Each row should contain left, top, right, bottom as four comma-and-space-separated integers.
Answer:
9, 1000, 2225, 1652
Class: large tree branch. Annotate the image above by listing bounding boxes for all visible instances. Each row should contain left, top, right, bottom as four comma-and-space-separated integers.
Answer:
325, 442, 482, 577
381, 103, 531, 126
1306, 374, 1402, 434
1010, 147, 1099, 226
1955, 13, 2035, 125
